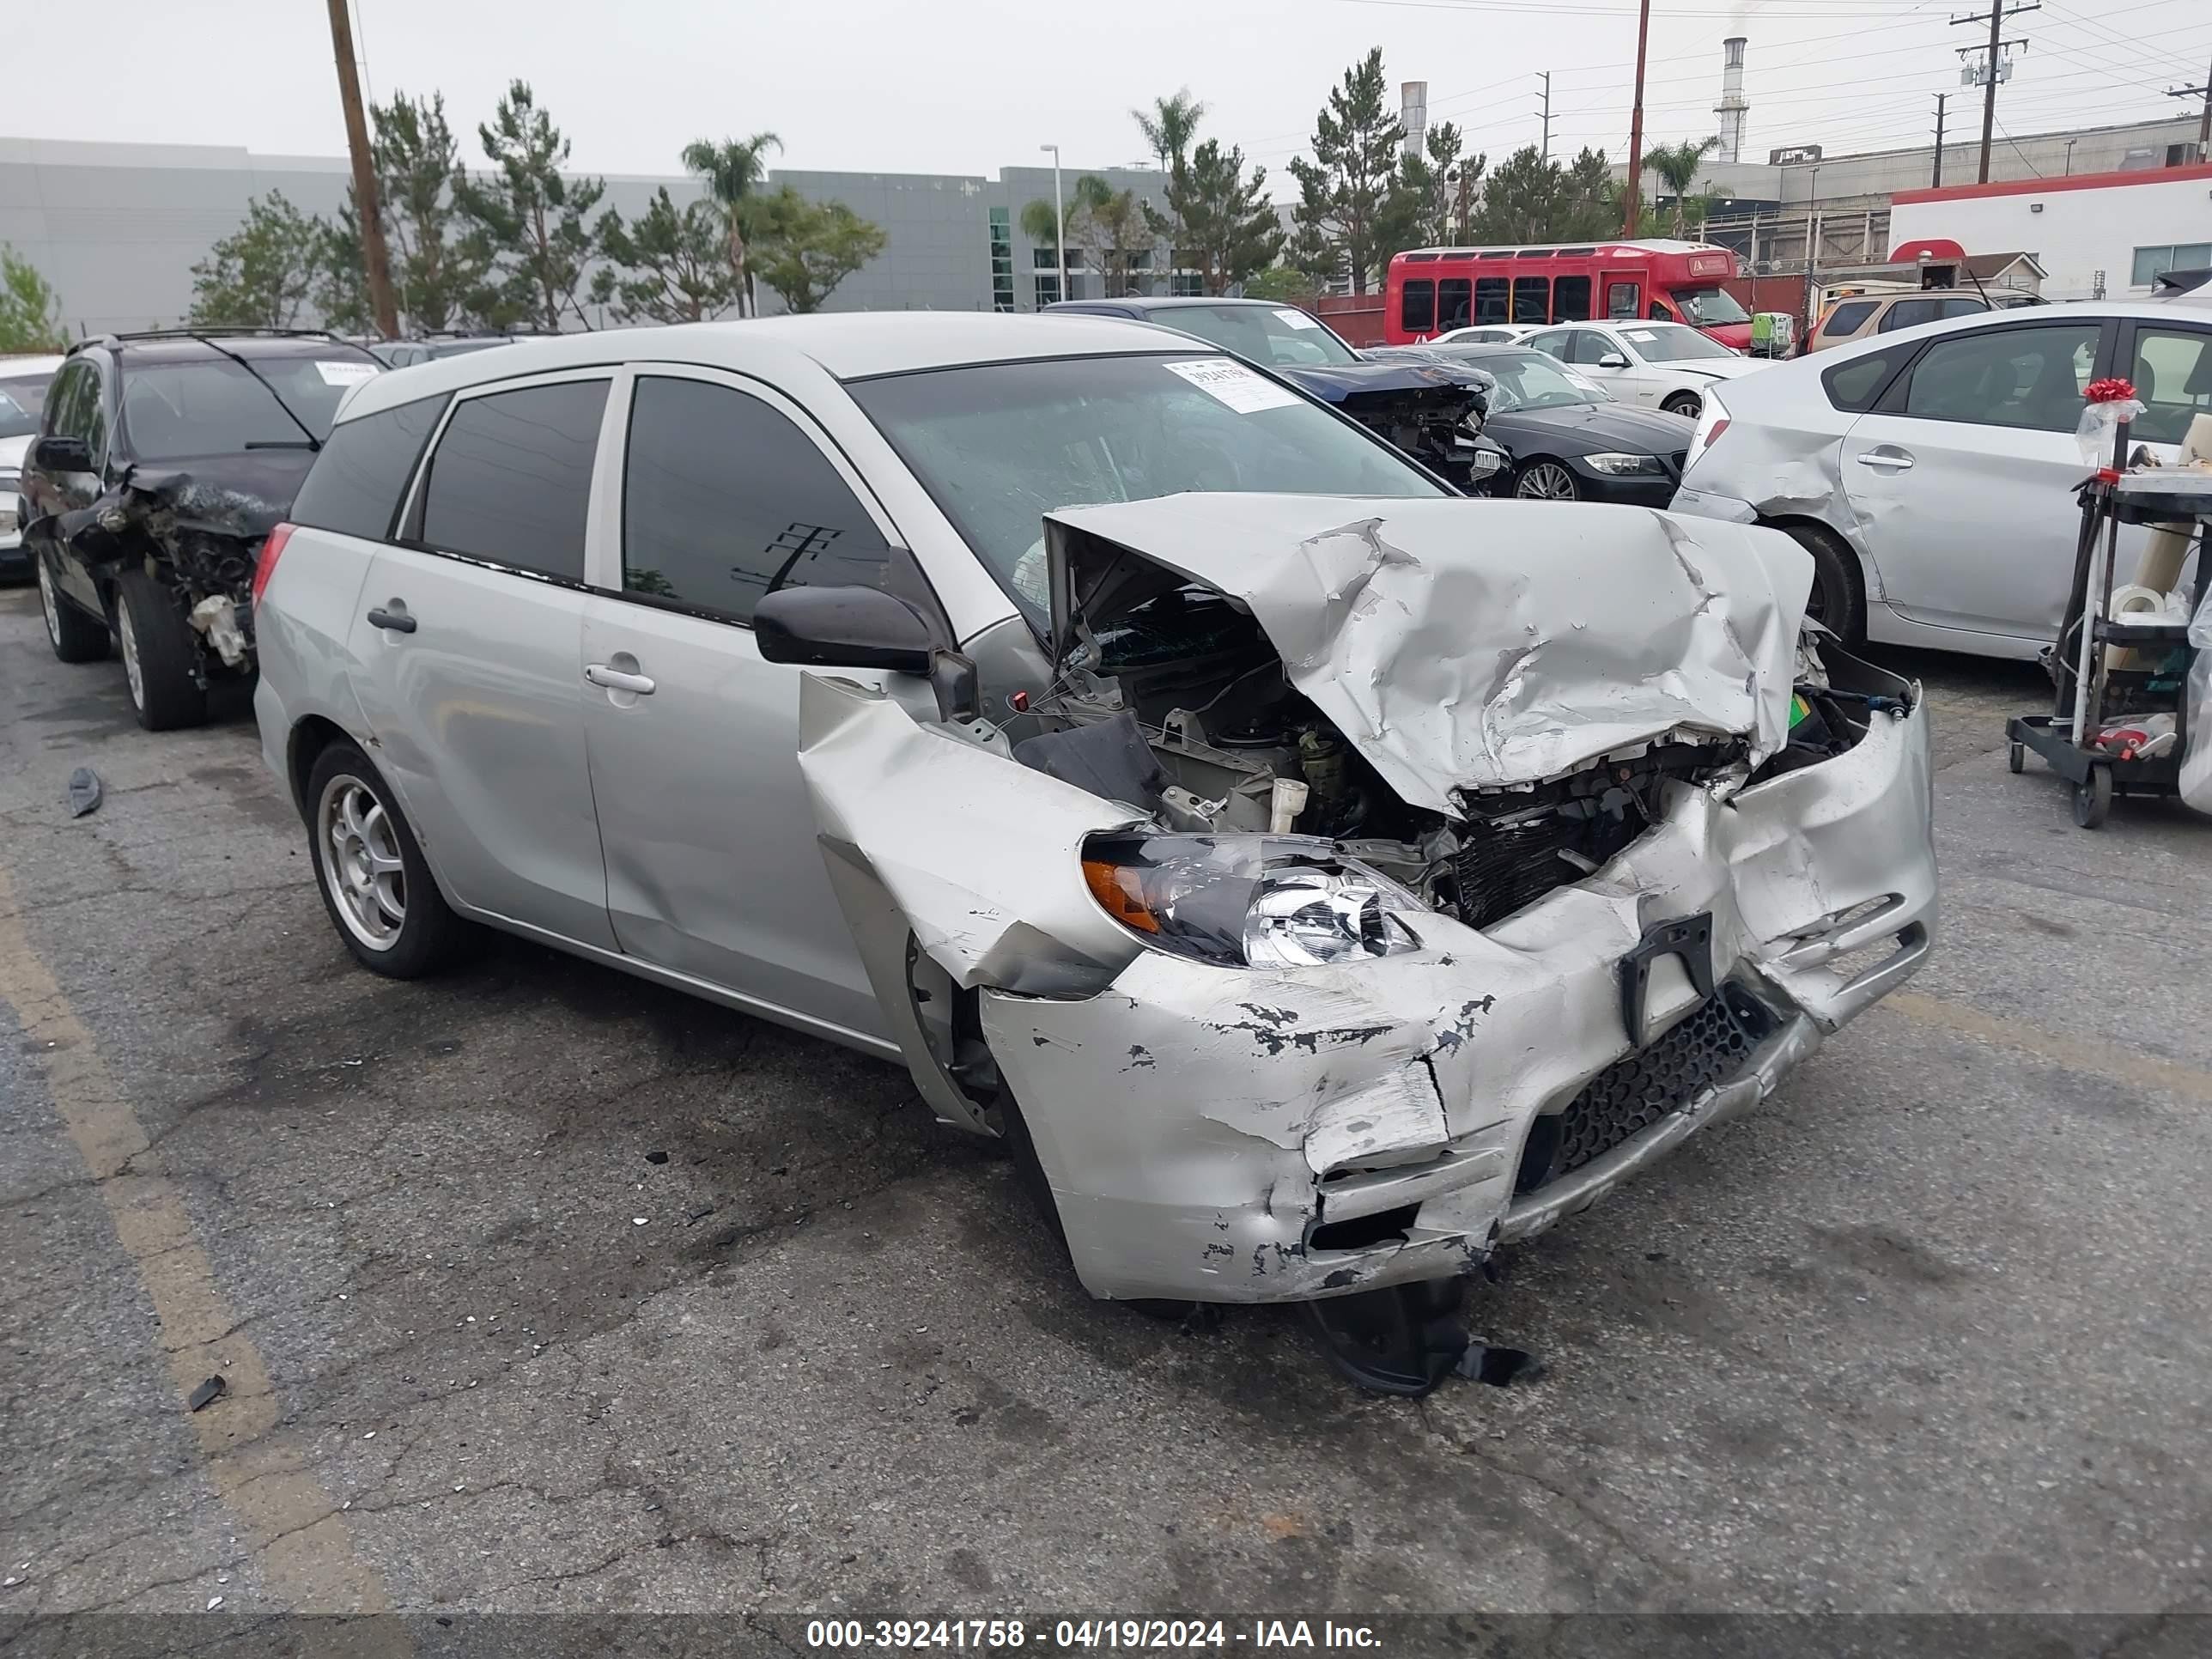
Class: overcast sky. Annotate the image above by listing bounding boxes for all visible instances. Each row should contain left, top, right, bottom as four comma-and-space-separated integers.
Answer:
12, 0, 2208, 191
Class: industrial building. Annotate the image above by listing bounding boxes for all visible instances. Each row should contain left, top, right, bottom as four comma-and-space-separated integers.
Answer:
0, 135, 1173, 335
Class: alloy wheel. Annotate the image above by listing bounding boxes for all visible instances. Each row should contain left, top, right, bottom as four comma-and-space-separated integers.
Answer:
1515, 462, 1578, 501
118, 605, 144, 710
318, 776, 407, 951
35, 556, 61, 647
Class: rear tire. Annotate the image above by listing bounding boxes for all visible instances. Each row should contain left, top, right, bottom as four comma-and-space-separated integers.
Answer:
306, 741, 469, 977
1662, 391, 1703, 418
113, 567, 207, 731
1776, 521, 1866, 647
37, 553, 109, 664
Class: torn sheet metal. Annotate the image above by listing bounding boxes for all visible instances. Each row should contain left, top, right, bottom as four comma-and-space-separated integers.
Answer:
1044, 495, 1810, 812
975, 696, 1932, 1304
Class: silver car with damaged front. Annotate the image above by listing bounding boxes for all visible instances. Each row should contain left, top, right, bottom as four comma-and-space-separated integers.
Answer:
774, 494, 1937, 1328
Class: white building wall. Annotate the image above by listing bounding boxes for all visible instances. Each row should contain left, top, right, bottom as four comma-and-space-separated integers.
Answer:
1888, 167, 2212, 302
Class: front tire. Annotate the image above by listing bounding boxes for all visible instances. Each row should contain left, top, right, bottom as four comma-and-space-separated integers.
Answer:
1512, 459, 1580, 501
307, 741, 468, 977
113, 567, 207, 731
37, 553, 110, 664
1662, 391, 1703, 418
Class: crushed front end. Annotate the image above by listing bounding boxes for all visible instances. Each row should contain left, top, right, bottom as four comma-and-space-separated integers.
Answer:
795, 496, 1936, 1352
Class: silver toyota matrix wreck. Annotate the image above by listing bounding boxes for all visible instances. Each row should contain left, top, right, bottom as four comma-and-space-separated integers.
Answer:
252, 315, 1937, 1391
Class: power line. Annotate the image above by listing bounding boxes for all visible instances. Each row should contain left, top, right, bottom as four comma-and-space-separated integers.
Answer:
1954, 2, 2039, 182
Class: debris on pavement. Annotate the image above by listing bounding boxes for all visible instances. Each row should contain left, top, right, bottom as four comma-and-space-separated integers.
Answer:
644, 1149, 669, 1164
1457, 1342, 1547, 1387
187, 1375, 227, 1412
66, 767, 101, 818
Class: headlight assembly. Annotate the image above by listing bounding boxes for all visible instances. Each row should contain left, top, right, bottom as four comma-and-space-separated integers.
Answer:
1080, 833, 1423, 969
1582, 451, 1667, 476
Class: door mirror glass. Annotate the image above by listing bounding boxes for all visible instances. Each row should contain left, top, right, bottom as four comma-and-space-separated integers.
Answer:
32, 434, 94, 472
754, 585, 935, 674
1597, 353, 1629, 369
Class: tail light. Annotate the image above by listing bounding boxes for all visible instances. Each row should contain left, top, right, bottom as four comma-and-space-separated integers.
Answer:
1684, 396, 1731, 473
252, 522, 295, 613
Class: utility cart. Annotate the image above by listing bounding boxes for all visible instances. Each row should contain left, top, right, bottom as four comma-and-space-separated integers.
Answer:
2007, 436, 2211, 829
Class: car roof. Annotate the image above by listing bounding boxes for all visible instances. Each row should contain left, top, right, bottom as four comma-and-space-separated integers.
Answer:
336, 313, 1211, 422
1068, 297, 1287, 311
96, 336, 380, 366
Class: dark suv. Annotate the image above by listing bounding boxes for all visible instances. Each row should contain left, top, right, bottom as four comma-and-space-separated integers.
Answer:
21, 330, 382, 729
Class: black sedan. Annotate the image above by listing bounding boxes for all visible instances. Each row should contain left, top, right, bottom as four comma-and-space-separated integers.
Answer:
1367, 343, 1695, 504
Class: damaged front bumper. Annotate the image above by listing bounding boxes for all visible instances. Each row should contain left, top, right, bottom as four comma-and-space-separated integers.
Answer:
978, 696, 1935, 1306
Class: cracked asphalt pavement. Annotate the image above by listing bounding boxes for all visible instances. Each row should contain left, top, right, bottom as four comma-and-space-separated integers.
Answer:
3, 580, 2210, 1626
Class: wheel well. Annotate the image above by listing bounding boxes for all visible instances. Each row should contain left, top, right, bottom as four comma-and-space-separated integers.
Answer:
286, 716, 351, 824
1756, 514, 1870, 635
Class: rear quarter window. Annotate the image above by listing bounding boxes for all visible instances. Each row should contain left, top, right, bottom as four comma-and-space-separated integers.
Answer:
289, 392, 450, 541
1822, 346, 1912, 413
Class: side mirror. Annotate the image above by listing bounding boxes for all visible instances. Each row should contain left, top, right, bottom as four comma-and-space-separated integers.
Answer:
31, 434, 94, 473
1597, 353, 1629, 370
753, 585, 935, 675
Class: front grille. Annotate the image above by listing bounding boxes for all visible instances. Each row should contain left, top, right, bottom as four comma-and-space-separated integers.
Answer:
1450, 806, 1644, 931
1516, 989, 1775, 1193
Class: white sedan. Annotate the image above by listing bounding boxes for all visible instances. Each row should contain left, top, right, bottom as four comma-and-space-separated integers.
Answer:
1525, 320, 1769, 418
1431, 323, 1540, 346
1670, 298, 2210, 658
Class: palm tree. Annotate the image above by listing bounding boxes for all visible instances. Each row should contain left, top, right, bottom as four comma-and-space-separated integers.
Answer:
681, 132, 781, 315
1643, 137, 1720, 238
1133, 89, 1206, 173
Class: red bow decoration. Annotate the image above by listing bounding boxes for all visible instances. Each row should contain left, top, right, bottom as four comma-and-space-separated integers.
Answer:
2083, 377, 2137, 404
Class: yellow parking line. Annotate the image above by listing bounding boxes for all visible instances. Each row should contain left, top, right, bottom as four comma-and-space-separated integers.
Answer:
0, 866, 404, 1634
1885, 989, 2212, 1105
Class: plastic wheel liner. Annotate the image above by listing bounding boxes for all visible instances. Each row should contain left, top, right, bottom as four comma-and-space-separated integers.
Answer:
790, 496, 1938, 1313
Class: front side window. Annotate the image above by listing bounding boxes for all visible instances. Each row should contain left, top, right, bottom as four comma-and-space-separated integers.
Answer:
1879, 298, 1941, 333
1617, 322, 1735, 362
1401, 280, 1436, 334
2127, 327, 2212, 447
621, 375, 892, 622
290, 392, 449, 542
1898, 323, 2102, 434
417, 379, 610, 582
849, 354, 1445, 623
1606, 281, 1640, 319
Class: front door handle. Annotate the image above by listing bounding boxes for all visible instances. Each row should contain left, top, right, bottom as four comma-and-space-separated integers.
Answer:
585, 663, 655, 696
1854, 447, 1915, 472
366, 606, 416, 634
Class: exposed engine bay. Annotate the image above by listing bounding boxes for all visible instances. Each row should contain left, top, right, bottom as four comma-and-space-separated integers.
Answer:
1328, 374, 1495, 489
1015, 568, 1887, 937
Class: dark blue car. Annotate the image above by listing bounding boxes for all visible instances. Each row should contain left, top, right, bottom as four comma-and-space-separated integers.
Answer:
1046, 296, 1504, 490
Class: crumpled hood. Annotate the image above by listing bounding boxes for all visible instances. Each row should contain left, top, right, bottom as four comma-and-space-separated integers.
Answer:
1278, 360, 1488, 408
1044, 495, 1812, 813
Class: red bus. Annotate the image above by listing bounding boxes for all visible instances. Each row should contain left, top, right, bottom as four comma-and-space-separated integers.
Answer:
1383, 240, 1753, 349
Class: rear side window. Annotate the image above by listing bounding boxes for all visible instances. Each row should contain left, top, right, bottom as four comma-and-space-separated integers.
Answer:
620, 375, 892, 623
1437, 277, 1471, 331
1823, 347, 1911, 413
1879, 298, 1941, 333
1511, 276, 1550, 324
417, 379, 610, 582
290, 392, 448, 541
1401, 280, 1435, 333
1820, 300, 1878, 339
1474, 276, 1509, 323
1553, 275, 1592, 322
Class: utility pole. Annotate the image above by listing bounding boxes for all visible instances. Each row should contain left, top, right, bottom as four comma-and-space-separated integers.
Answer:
1623, 0, 1652, 236
325, 0, 397, 338
1932, 94, 1947, 187
1953, 3, 2037, 185
1538, 72, 1553, 163
2169, 50, 2212, 163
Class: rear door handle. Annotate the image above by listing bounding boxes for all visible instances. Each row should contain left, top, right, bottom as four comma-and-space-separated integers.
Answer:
366, 606, 416, 633
1854, 448, 1914, 471
585, 663, 655, 695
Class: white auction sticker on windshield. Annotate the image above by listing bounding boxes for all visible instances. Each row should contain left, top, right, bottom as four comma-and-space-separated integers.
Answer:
1273, 308, 1322, 330
1164, 358, 1303, 413
1621, 330, 1662, 344
316, 360, 380, 386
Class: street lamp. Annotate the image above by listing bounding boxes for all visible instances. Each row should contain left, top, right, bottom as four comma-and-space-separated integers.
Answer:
1040, 143, 1066, 307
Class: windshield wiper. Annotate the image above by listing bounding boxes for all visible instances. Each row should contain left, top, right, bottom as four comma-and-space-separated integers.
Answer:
244, 440, 319, 450
188, 334, 323, 452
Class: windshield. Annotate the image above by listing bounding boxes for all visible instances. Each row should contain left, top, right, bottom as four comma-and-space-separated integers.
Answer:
1150, 305, 1362, 368
0, 386, 37, 441
1470, 351, 1612, 412
850, 353, 1446, 622
1620, 321, 1739, 362
118, 353, 378, 459
1671, 287, 1751, 327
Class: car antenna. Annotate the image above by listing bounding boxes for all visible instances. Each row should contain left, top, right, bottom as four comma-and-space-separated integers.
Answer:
185, 333, 323, 451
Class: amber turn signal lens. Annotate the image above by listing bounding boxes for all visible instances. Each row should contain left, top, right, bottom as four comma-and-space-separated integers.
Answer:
1081, 858, 1159, 933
